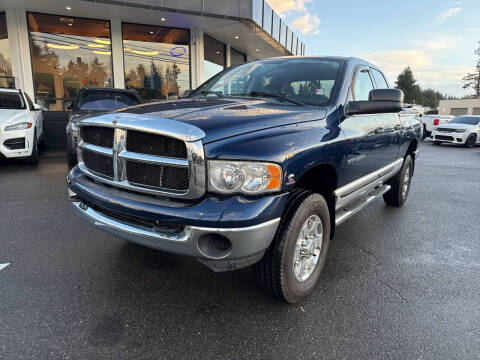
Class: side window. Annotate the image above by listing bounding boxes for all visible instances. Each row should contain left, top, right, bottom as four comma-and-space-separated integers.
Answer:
24, 93, 34, 110
352, 69, 374, 101
371, 69, 389, 89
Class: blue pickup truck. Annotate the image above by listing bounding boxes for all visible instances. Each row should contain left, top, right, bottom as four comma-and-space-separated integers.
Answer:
67, 56, 422, 303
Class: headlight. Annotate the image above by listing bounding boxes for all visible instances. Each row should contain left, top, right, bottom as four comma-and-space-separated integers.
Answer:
4, 122, 32, 131
70, 116, 81, 131
454, 129, 467, 133
208, 160, 282, 195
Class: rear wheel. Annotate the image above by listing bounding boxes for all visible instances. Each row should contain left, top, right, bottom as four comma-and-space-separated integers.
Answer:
464, 134, 477, 148
383, 155, 413, 207
24, 130, 39, 165
254, 191, 330, 303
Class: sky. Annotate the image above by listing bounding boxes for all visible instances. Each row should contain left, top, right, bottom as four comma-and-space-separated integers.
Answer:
267, 0, 480, 96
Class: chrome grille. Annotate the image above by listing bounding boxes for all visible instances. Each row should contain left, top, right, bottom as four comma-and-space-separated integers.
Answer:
81, 127, 114, 148
77, 117, 206, 199
126, 130, 187, 158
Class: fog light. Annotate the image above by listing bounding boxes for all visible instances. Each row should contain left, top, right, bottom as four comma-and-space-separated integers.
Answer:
457, 138, 462, 142
197, 234, 232, 259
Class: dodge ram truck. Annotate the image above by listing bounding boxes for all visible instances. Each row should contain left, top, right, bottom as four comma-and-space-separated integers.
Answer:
67, 57, 422, 303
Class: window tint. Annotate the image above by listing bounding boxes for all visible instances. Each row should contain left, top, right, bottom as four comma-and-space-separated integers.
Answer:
353, 69, 374, 101
76, 91, 140, 111
0, 92, 25, 109
449, 116, 480, 125
371, 69, 389, 89
24, 93, 34, 110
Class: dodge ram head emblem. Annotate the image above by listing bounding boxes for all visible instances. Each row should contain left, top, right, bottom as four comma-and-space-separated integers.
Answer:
112, 116, 120, 125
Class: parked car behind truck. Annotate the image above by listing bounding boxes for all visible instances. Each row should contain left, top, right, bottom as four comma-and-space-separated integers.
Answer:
65, 88, 143, 166
67, 57, 422, 303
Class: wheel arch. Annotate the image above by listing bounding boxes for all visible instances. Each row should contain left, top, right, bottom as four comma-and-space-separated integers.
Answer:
293, 163, 338, 239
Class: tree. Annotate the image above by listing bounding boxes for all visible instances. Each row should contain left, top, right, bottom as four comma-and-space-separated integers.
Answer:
462, 41, 480, 97
395, 67, 421, 103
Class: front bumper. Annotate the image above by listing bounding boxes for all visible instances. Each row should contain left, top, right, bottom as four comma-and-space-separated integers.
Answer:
432, 131, 469, 144
0, 126, 35, 158
68, 167, 288, 271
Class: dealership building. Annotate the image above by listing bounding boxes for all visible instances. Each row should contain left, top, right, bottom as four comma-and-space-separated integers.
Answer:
0, 0, 304, 144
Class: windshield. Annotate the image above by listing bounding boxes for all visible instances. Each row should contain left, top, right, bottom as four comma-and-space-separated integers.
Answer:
449, 116, 480, 125
0, 92, 25, 110
192, 59, 342, 106
76, 91, 140, 111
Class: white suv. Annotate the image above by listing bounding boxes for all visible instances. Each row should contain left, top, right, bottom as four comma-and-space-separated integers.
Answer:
431, 115, 480, 148
0, 89, 44, 164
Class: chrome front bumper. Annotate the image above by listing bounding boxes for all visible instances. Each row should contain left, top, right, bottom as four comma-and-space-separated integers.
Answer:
70, 198, 280, 272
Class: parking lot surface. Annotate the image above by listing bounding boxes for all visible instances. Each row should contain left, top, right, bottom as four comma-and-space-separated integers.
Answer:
1, 143, 479, 359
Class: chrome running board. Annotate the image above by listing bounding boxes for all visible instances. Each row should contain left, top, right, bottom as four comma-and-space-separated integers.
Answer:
335, 184, 391, 226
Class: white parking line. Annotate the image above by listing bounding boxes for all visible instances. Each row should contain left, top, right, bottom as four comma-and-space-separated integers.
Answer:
0, 263, 10, 271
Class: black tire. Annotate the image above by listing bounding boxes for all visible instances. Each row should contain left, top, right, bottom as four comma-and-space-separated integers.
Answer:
464, 134, 477, 148
383, 155, 413, 207
433, 141, 441, 145
254, 191, 330, 303
422, 125, 429, 140
24, 130, 39, 165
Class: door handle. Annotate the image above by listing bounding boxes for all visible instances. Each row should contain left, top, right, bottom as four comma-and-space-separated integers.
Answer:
374, 127, 384, 134
394, 124, 404, 131
385, 128, 395, 133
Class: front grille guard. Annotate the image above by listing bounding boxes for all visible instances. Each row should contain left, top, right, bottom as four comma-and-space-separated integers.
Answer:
76, 115, 206, 200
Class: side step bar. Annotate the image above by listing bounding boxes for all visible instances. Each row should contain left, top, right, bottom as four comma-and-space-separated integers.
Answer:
335, 184, 391, 226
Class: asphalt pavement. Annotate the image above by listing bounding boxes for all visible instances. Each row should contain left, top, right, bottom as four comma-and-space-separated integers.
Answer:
1, 142, 479, 359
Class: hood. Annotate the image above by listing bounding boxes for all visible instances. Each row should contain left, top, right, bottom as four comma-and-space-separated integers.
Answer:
116, 98, 327, 143
0, 109, 27, 125
438, 123, 475, 130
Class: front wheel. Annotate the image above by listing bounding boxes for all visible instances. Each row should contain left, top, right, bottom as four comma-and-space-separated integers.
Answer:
383, 155, 413, 207
464, 134, 477, 148
254, 191, 330, 303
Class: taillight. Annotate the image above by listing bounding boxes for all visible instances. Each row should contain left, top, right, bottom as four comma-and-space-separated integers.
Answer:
433, 119, 439, 126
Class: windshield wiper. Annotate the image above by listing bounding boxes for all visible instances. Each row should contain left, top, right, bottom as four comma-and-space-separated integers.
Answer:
195, 90, 224, 98
246, 91, 306, 106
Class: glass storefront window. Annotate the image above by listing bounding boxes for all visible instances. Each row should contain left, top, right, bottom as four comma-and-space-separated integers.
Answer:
204, 34, 225, 81
0, 12, 14, 89
122, 23, 190, 101
28, 13, 113, 111
230, 47, 246, 67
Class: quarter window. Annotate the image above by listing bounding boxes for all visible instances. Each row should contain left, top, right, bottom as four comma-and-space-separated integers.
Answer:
353, 69, 374, 101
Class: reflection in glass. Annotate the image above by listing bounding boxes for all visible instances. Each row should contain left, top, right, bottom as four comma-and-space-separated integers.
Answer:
0, 12, 14, 88
122, 23, 190, 101
204, 34, 225, 81
28, 13, 113, 111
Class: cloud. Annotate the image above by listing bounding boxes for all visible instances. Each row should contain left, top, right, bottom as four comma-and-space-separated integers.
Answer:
435, 6, 462, 24
266, 0, 311, 15
291, 13, 321, 35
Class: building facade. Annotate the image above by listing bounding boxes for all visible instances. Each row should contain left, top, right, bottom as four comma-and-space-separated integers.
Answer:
438, 98, 480, 116
0, 0, 305, 111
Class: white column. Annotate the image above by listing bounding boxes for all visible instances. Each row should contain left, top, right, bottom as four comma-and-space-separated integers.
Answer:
110, 19, 125, 89
226, 44, 231, 68
5, 8, 34, 98
190, 29, 204, 89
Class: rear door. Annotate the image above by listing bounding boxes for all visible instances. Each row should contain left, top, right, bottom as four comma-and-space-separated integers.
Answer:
340, 66, 387, 183
370, 68, 401, 162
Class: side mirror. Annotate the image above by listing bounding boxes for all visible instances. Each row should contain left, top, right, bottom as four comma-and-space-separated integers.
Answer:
33, 104, 42, 111
183, 89, 193, 98
64, 100, 73, 110
346, 89, 404, 116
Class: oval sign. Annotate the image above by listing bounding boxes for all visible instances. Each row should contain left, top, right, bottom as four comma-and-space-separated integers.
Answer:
170, 46, 187, 57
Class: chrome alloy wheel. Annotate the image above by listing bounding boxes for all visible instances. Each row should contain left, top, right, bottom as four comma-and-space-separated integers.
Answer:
402, 166, 410, 198
293, 215, 323, 282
